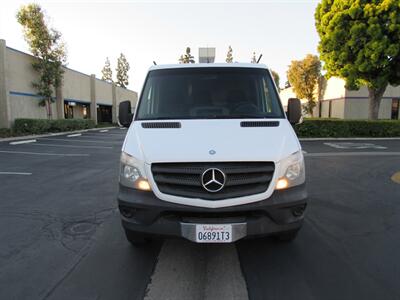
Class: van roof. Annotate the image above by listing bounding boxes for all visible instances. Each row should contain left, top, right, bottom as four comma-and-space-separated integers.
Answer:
149, 63, 268, 71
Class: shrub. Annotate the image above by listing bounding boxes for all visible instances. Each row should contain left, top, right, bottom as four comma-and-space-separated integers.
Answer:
295, 119, 400, 138
50, 119, 95, 132
13, 118, 95, 135
96, 122, 114, 128
0, 128, 13, 138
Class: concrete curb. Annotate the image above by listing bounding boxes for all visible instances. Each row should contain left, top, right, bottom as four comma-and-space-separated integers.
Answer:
0, 126, 119, 142
299, 137, 400, 141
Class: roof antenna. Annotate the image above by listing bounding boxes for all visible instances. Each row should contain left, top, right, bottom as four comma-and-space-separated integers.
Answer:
153, 61, 157, 65
256, 54, 263, 64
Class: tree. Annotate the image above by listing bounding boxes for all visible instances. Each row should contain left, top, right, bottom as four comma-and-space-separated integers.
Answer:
178, 47, 195, 64
116, 53, 130, 88
226, 46, 233, 63
315, 0, 400, 119
17, 3, 67, 119
101, 57, 113, 82
287, 54, 321, 116
271, 70, 280, 90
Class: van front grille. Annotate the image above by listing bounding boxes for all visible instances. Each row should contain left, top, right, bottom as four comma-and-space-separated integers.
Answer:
151, 162, 275, 200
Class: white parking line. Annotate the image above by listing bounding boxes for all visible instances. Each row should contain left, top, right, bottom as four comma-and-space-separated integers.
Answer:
67, 133, 82, 137
0, 172, 32, 175
82, 132, 126, 137
0, 150, 89, 157
39, 138, 117, 144
9, 139, 37, 145
39, 138, 117, 145
100, 129, 109, 132
324, 142, 387, 149
305, 152, 400, 157
145, 240, 248, 300
120, 127, 127, 130
60, 134, 119, 140
300, 137, 400, 141
31, 143, 113, 149
78, 135, 125, 140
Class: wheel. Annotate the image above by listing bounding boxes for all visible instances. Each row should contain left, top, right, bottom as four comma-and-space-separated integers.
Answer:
275, 229, 299, 242
124, 229, 151, 246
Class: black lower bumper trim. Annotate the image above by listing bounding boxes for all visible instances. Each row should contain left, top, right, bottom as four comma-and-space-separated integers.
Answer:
117, 183, 307, 239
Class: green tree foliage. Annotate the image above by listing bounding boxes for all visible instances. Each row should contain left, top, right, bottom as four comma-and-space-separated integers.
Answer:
101, 57, 113, 82
287, 54, 321, 116
226, 46, 233, 63
116, 53, 130, 88
271, 70, 280, 90
17, 3, 67, 119
315, 0, 400, 119
179, 47, 195, 64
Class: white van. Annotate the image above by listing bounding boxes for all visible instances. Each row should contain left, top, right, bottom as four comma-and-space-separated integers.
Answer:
118, 63, 307, 245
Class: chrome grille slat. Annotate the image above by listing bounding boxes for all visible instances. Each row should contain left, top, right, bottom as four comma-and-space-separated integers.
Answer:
226, 174, 272, 186
153, 174, 201, 187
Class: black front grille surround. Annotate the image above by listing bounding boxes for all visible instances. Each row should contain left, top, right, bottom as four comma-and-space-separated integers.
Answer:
151, 162, 275, 200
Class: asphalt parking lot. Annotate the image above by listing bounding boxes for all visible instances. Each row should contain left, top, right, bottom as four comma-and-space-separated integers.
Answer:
0, 129, 399, 300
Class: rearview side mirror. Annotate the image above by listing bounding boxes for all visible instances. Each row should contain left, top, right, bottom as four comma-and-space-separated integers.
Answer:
119, 100, 134, 128
287, 98, 302, 125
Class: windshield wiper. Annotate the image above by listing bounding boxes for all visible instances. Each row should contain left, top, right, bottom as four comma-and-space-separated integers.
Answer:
138, 115, 277, 120
138, 117, 181, 120
206, 114, 271, 119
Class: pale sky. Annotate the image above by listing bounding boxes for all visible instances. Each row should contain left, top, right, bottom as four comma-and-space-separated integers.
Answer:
0, 0, 320, 92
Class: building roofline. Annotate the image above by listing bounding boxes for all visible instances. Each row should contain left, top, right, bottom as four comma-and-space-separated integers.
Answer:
5, 45, 136, 93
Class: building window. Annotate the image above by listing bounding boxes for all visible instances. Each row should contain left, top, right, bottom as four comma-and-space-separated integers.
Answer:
392, 98, 399, 120
83, 106, 88, 118
64, 103, 74, 119
97, 105, 112, 123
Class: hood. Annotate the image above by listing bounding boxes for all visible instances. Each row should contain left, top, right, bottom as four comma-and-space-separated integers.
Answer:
124, 119, 300, 164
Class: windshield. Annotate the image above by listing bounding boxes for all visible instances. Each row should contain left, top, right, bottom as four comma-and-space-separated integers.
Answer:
136, 67, 285, 120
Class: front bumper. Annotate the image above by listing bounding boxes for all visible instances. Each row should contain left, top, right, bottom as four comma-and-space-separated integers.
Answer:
117, 183, 307, 241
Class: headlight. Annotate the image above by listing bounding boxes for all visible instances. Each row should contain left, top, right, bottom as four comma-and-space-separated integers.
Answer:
275, 151, 305, 190
122, 165, 141, 182
119, 152, 151, 191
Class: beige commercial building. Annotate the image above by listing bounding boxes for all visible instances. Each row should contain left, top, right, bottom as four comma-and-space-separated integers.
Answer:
280, 77, 400, 120
0, 39, 137, 128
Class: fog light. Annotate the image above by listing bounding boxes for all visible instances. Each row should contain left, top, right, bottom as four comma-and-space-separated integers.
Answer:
276, 178, 289, 190
120, 206, 135, 218
292, 204, 306, 217
136, 179, 151, 191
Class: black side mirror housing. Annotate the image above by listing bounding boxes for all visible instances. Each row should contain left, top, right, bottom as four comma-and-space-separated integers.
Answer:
119, 100, 134, 127
287, 98, 302, 125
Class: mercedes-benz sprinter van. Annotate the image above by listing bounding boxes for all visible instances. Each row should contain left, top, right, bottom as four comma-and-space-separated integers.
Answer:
117, 63, 307, 245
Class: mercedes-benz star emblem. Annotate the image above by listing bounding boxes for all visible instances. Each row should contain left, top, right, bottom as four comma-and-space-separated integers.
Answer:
201, 168, 226, 193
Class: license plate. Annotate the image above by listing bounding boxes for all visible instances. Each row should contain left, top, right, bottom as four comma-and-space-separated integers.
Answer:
195, 224, 232, 243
